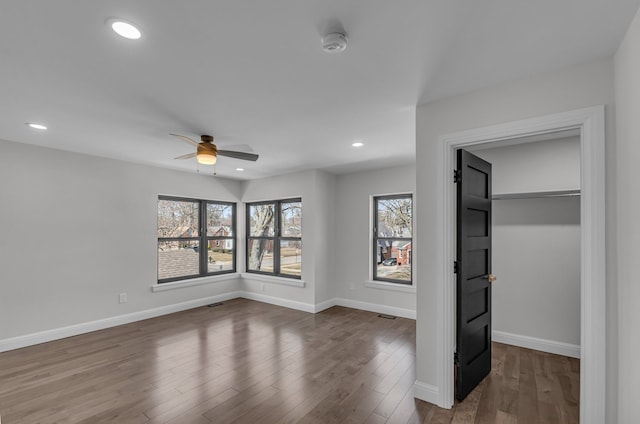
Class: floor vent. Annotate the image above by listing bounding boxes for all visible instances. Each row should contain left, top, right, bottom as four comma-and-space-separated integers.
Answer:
207, 302, 224, 308
377, 314, 397, 320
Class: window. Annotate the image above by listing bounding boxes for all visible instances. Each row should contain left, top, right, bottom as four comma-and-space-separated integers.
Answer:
246, 198, 302, 278
157, 197, 235, 283
373, 194, 412, 284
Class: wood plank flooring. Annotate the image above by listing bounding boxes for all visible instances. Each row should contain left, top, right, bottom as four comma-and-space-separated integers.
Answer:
0, 299, 579, 423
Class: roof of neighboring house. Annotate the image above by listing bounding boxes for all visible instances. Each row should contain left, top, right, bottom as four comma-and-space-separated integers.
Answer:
159, 226, 196, 238
207, 225, 232, 236
397, 241, 412, 250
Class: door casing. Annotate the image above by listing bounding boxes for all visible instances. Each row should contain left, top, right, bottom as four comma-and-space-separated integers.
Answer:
434, 106, 606, 424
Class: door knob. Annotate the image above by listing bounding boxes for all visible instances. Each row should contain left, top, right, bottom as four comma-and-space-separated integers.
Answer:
487, 274, 497, 283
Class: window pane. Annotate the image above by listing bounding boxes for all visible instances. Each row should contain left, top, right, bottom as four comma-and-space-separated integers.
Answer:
249, 204, 275, 237
377, 197, 412, 238
207, 203, 234, 237
280, 240, 301, 277
247, 239, 274, 272
376, 240, 412, 282
158, 199, 199, 238
158, 240, 200, 280
207, 239, 234, 272
281, 201, 302, 237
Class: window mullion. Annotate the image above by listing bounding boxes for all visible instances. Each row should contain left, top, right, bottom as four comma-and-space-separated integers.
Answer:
274, 200, 281, 275
199, 200, 206, 276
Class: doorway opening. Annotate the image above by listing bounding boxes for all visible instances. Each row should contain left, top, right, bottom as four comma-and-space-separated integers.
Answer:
435, 106, 605, 423
469, 132, 581, 361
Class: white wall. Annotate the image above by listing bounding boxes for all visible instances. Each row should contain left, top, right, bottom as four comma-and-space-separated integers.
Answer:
415, 58, 616, 420
614, 7, 640, 423
239, 170, 336, 307
474, 138, 581, 348
491, 198, 580, 346
0, 139, 242, 340
473, 137, 581, 194
313, 171, 337, 304
333, 165, 416, 314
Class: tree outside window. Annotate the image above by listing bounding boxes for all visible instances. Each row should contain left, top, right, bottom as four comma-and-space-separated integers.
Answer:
247, 198, 302, 278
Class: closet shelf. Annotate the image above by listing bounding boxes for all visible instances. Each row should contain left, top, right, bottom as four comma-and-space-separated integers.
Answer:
492, 189, 581, 200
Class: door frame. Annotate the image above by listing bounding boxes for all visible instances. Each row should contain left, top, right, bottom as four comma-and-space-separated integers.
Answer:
435, 106, 605, 423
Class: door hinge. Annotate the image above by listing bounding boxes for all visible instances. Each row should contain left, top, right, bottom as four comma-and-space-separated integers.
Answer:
454, 261, 459, 274
454, 351, 460, 366
454, 169, 461, 183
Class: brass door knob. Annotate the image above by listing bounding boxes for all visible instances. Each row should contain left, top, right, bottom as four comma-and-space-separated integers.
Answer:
487, 274, 497, 283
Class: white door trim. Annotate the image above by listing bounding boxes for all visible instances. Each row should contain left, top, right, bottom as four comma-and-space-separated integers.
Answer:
434, 106, 605, 423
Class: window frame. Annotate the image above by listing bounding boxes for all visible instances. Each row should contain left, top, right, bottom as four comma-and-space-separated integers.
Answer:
245, 197, 302, 279
157, 196, 236, 284
372, 194, 413, 285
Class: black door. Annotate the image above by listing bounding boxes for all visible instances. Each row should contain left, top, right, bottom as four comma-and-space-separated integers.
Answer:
455, 149, 494, 401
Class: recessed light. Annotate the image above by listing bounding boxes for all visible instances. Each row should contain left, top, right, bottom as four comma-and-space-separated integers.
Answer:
352, 141, 364, 147
235, 168, 245, 172
107, 18, 142, 40
26, 123, 47, 130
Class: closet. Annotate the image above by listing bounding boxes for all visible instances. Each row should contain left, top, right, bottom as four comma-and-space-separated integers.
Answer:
473, 134, 581, 357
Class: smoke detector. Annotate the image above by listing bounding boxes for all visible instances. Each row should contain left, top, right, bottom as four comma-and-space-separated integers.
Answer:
322, 32, 347, 53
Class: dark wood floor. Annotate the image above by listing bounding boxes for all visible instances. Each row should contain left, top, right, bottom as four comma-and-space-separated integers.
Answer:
0, 299, 579, 423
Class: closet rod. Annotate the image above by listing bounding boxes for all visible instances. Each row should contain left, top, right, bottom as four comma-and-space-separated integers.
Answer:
492, 189, 581, 200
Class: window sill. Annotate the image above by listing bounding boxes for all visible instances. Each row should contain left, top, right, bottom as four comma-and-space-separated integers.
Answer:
240, 273, 306, 288
151, 273, 240, 292
365, 280, 416, 293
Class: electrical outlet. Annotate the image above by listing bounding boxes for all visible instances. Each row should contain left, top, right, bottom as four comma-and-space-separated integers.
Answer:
119, 293, 127, 304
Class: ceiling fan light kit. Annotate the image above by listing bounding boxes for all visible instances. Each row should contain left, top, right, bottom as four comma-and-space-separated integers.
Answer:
197, 143, 217, 165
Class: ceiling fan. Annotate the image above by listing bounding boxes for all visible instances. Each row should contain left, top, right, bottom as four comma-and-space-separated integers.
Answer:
170, 133, 259, 165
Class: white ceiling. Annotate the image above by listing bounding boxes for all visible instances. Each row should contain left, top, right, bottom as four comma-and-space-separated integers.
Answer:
1, 0, 638, 180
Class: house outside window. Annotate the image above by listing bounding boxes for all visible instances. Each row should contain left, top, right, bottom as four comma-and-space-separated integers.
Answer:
246, 198, 302, 278
373, 194, 412, 284
157, 197, 236, 283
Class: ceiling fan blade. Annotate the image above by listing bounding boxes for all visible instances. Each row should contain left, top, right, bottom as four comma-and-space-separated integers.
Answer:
174, 152, 197, 160
217, 150, 259, 161
170, 133, 198, 147
217, 143, 253, 153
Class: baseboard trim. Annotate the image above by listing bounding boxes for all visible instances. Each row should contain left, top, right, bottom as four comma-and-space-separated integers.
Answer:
0, 291, 242, 353
0, 293, 416, 352
314, 298, 338, 313
493, 330, 581, 358
239, 292, 316, 313
334, 298, 416, 319
413, 380, 440, 406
